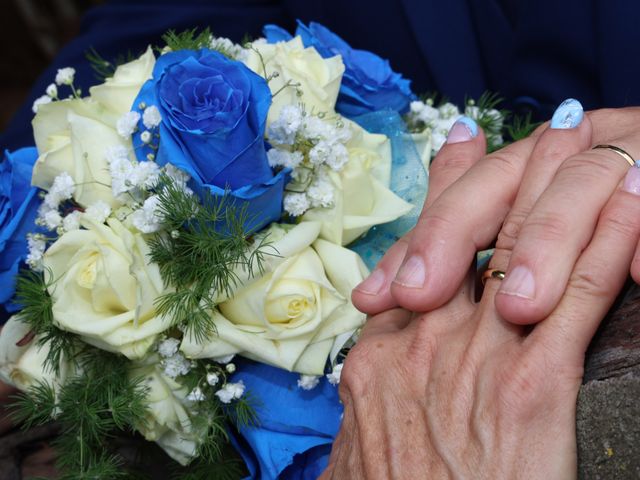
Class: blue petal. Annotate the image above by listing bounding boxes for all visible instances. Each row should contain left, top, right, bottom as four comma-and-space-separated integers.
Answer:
232, 361, 342, 479
133, 49, 275, 191
293, 21, 416, 118
263, 25, 294, 43
0, 148, 41, 308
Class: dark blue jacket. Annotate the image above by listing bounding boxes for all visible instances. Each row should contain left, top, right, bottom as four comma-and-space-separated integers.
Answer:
1, 0, 638, 151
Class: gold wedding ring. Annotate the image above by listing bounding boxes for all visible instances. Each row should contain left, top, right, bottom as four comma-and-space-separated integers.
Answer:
592, 144, 636, 167
481, 269, 505, 285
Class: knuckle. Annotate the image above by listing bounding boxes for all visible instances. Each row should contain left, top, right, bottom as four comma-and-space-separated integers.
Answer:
483, 151, 521, 180
496, 210, 529, 251
558, 152, 620, 184
536, 134, 580, 162
519, 210, 572, 245
419, 205, 460, 236
430, 152, 475, 176
568, 263, 616, 299
340, 342, 379, 397
600, 210, 640, 240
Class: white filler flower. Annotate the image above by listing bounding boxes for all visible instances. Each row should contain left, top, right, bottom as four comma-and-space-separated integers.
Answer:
215, 381, 245, 404
55, 67, 76, 86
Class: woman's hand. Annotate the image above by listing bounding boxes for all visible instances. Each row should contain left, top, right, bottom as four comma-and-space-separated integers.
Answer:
322, 158, 640, 478
354, 102, 640, 325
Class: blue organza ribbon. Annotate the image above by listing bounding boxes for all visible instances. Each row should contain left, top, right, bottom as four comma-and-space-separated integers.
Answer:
349, 110, 428, 269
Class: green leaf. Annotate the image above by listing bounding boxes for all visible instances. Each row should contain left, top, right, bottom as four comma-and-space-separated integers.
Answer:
161, 28, 213, 52
148, 176, 275, 342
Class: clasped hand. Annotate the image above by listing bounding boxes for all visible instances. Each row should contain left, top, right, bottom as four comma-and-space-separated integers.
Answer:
323, 105, 640, 478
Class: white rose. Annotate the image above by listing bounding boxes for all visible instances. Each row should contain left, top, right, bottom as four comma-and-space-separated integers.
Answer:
244, 36, 345, 126
31, 98, 126, 208
31, 49, 154, 208
181, 222, 367, 375
131, 358, 197, 466
0, 316, 70, 391
42, 218, 170, 359
302, 120, 413, 245
89, 47, 155, 115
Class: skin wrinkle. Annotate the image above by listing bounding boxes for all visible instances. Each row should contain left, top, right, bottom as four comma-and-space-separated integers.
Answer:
324, 107, 640, 478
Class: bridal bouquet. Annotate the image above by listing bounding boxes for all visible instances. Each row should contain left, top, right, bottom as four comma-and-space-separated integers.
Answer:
0, 21, 506, 479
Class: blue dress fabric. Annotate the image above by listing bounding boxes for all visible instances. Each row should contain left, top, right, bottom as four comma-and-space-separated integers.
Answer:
2, 0, 640, 152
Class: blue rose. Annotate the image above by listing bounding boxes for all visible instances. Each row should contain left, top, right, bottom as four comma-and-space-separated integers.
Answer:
0, 147, 41, 312
133, 50, 287, 232
230, 360, 342, 479
264, 21, 415, 118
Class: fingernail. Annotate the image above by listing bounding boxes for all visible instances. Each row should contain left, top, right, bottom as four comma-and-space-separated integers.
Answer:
550, 98, 584, 129
623, 162, 640, 195
354, 269, 386, 295
498, 265, 536, 299
393, 255, 426, 288
446, 116, 478, 144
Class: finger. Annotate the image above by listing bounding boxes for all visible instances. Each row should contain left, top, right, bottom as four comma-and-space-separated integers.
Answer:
352, 116, 486, 315
632, 237, 640, 284
357, 308, 413, 341
425, 116, 487, 209
491, 99, 592, 322
587, 107, 640, 143
495, 134, 639, 325
390, 135, 539, 312
352, 235, 410, 314
629, 170, 640, 283
532, 165, 640, 363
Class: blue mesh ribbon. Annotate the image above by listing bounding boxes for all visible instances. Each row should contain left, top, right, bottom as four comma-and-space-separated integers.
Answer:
348, 110, 428, 269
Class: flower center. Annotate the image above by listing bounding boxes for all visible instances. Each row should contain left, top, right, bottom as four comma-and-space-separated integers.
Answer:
264, 277, 318, 328
76, 252, 99, 289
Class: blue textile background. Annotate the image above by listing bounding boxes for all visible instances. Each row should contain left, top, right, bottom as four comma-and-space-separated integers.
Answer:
3, 0, 640, 153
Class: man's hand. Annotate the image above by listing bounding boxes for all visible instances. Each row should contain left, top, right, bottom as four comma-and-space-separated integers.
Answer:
323, 155, 640, 478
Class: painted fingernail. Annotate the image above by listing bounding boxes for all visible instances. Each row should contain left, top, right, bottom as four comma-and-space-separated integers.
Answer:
354, 269, 386, 295
498, 265, 536, 299
446, 116, 479, 144
550, 98, 584, 129
623, 161, 640, 195
393, 255, 426, 288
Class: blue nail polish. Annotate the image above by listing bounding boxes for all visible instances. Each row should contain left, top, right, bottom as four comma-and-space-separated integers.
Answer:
446, 116, 479, 144
455, 116, 479, 137
550, 98, 584, 129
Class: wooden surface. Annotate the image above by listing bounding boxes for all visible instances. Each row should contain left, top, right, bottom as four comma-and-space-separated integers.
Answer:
577, 280, 640, 479
583, 280, 640, 383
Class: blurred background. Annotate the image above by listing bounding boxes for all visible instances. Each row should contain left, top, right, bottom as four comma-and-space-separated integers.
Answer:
0, 0, 104, 130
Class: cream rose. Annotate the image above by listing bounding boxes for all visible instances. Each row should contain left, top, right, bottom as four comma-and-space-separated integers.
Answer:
131, 358, 197, 466
181, 222, 367, 375
244, 36, 344, 125
0, 316, 70, 391
42, 217, 170, 359
302, 120, 413, 245
90, 46, 155, 114
31, 48, 155, 208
